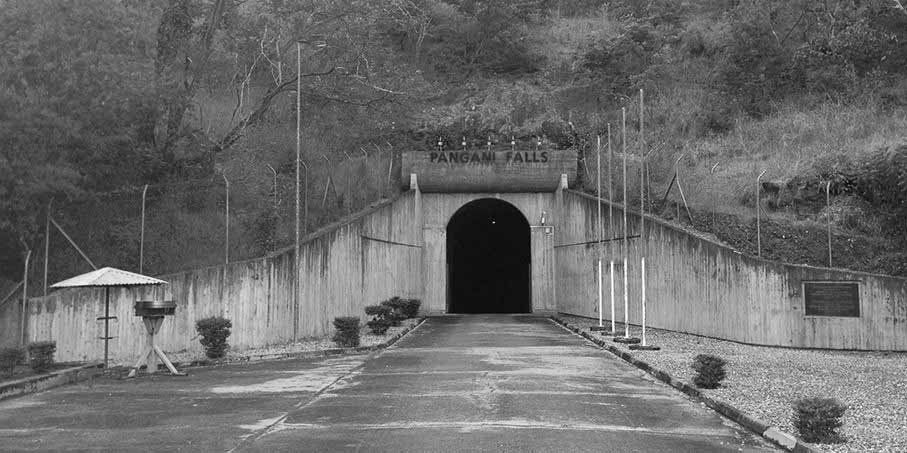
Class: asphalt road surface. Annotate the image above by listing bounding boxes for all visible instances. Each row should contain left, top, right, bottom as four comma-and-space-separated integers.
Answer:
0, 315, 776, 452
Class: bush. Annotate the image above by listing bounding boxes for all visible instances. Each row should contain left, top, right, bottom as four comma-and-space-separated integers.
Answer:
691, 354, 726, 389
332, 316, 361, 347
195, 316, 232, 359
401, 298, 421, 318
365, 305, 394, 335
0, 347, 25, 377
793, 397, 847, 443
27, 341, 56, 373
380, 297, 408, 326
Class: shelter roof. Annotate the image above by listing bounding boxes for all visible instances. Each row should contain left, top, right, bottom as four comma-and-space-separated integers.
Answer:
50, 267, 167, 288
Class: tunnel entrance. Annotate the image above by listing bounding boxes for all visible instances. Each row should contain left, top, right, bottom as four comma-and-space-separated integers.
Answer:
446, 199, 531, 313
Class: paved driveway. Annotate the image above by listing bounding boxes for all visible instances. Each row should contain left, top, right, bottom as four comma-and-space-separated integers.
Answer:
0, 316, 775, 452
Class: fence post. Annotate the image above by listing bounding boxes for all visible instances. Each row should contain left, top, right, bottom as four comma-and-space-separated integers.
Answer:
756, 170, 767, 258
21, 247, 31, 346
44, 199, 52, 296
140, 185, 148, 274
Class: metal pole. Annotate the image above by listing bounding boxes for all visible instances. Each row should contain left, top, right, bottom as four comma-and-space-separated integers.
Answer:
266, 164, 277, 212
756, 170, 766, 258
622, 107, 629, 339
710, 162, 720, 231
301, 159, 308, 237
223, 174, 229, 266
641, 256, 647, 346
21, 248, 31, 346
597, 135, 603, 327
639, 89, 647, 346
827, 181, 832, 267
49, 217, 97, 270
139, 185, 148, 274
43, 199, 52, 297
343, 150, 353, 214
607, 124, 615, 333
294, 41, 302, 341
104, 287, 110, 368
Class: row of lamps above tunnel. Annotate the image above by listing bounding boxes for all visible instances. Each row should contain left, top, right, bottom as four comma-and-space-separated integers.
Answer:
438, 136, 545, 152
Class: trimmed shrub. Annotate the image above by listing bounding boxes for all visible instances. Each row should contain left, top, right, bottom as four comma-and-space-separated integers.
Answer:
332, 316, 361, 348
380, 297, 408, 326
0, 347, 25, 377
27, 341, 56, 373
401, 299, 421, 318
793, 397, 847, 443
365, 305, 394, 335
195, 316, 232, 359
691, 354, 726, 389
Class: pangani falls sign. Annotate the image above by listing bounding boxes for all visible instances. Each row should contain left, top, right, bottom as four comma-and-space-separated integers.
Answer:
402, 150, 578, 193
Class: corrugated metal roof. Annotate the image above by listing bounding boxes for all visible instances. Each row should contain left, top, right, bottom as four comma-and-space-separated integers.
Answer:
50, 267, 167, 288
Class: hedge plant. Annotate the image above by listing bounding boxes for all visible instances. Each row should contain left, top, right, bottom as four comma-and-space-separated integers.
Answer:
195, 316, 232, 359
27, 341, 56, 373
379, 297, 408, 326
332, 316, 361, 348
691, 354, 727, 389
365, 305, 394, 335
793, 397, 847, 443
0, 347, 25, 377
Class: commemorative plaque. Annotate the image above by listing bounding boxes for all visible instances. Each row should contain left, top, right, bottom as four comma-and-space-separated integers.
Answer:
803, 281, 860, 317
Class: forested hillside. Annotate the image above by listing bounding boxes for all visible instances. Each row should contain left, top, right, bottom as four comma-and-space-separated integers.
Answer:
2, 0, 906, 293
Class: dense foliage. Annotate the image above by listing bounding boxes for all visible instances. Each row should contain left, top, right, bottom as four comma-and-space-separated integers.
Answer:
793, 397, 847, 443
0, 347, 26, 377
2, 0, 905, 286
332, 316, 361, 347
691, 353, 726, 389
195, 316, 232, 359
364, 304, 394, 335
26, 340, 56, 373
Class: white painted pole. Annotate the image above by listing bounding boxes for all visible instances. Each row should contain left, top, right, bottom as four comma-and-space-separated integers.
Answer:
609, 260, 615, 333
622, 107, 629, 338
608, 124, 615, 333
639, 89, 647, 347
641, 256, 647, 346
827, 181, 832, 267
597, 135, 603, 327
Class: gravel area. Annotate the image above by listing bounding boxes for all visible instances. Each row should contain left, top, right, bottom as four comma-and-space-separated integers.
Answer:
165, 318, 422, 365
558, 314, 907, 452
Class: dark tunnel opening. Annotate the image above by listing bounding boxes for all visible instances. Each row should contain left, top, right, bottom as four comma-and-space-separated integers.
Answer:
446, 199, 531, 314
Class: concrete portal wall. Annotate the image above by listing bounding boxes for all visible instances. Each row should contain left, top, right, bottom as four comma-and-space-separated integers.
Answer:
23, 193, 422, 364
421, 192, 558, 314
556, 190, 907, 351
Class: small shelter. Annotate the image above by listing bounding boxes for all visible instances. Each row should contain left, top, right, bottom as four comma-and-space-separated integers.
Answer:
51, 267, 167, 368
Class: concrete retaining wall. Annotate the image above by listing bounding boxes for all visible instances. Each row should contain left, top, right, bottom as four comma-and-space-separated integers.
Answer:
555, 190, 907, 351
21, 193, 422, 364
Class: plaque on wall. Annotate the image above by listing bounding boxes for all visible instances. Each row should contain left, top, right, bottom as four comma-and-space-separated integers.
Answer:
803, 281, 860, 317
401, 150, 578, 193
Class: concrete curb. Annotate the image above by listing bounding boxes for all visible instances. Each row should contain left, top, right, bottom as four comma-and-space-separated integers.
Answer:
0, 363, 104, 402
170, 318, 428, 370
551, 317, 819, 453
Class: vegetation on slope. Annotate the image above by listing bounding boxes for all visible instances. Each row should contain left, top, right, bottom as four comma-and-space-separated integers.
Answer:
1, 0, 905, 290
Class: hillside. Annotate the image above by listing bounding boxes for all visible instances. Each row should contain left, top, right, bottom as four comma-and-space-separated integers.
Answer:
1, 0, 906, 291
